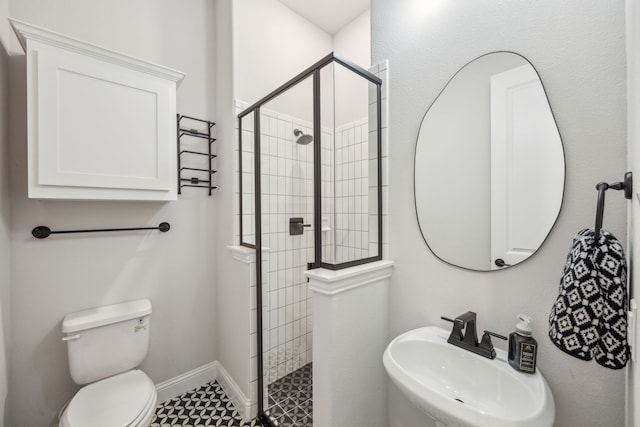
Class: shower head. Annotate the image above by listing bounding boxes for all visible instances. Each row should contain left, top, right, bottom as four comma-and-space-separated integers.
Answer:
293, 129, 313, 145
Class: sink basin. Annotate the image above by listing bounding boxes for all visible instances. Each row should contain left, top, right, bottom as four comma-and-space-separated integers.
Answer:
383, 326, 555, 427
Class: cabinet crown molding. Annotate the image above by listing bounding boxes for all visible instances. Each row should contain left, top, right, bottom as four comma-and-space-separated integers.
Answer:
9, 18, 186, 85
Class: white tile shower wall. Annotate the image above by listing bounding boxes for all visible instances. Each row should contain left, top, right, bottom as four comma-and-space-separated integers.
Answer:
322, 66, 388, 265
234, 101, 316, 392
334, 118, 370, 262
237, 105, 256, 246
321, 131, 335, 263
369, 62, 389, 261
260, 108, 316, 385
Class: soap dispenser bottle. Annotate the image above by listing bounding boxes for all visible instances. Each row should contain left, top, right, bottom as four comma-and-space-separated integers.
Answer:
508, 314, 538, 373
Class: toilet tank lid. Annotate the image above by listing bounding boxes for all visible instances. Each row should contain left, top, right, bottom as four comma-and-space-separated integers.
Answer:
62, 299, 152, 333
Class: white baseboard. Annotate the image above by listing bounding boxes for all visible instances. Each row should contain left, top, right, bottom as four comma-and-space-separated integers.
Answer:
154, 360, 253, 422
216, 362, 253, 422
155, 361, 218, 403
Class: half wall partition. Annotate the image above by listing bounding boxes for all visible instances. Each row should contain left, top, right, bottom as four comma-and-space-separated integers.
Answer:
238, 53, 382, 426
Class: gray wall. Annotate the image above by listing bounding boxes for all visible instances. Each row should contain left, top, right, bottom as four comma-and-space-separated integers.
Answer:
629, 0, 640, 424
233, 0, 332, 124
6, 1, 218, 426
214, 0, 253, 404
0, 0, 11, 424
371, 1, 627, 426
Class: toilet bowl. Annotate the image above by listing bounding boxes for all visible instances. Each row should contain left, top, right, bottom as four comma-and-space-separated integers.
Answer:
59, 300, 157, 427
59, 370, 157, 427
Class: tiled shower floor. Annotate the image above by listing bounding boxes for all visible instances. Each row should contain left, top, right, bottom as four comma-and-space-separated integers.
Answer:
264, 363, 313, 426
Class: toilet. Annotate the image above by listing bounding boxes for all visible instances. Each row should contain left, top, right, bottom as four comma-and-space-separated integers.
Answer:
59, 299, 157, 427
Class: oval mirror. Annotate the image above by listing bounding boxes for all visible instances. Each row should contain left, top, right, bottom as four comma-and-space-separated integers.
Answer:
415, 52, 565, 271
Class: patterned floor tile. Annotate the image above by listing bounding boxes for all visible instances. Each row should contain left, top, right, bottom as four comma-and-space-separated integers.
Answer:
266, 363, 313, 426
290, 413, 313, 427
151, 364, 313, 427
151, 381, 262, 427
276, 414, 295, 426
299, 398, 312, 414
263, 404, 286, 420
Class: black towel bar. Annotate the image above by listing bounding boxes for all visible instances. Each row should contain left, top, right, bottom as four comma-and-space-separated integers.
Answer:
32, 222, 171, 239
594, 172, 632, 241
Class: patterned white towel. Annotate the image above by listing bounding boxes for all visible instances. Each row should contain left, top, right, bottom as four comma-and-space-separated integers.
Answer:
548, 228, 629, 369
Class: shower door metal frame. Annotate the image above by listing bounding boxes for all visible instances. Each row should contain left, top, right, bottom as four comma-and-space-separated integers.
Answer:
237, 52, 383, 422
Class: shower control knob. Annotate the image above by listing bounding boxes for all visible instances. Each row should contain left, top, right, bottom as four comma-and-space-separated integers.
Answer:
289, 217, 310, 235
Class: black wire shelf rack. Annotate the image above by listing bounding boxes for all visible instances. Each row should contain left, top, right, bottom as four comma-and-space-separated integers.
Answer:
177, 114, 217, 195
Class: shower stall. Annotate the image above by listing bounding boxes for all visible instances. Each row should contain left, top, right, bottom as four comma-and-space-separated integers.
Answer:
238, 53, 382, 426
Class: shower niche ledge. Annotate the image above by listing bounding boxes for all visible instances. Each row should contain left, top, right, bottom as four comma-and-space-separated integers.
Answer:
10, 19, 185, 201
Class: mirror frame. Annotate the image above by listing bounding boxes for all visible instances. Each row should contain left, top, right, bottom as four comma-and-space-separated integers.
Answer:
413, 51, 566, 272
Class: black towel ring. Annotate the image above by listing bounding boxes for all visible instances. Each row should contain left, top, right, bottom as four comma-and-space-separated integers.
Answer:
594, 171, 633, 242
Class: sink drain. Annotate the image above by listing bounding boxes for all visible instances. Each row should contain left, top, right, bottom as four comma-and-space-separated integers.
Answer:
454, 398, 464, 403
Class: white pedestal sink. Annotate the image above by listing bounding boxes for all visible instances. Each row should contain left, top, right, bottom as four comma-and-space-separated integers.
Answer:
383, 326, 555, 427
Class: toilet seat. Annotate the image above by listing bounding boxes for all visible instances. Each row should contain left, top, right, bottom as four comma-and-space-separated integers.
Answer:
60, 369, 157, 427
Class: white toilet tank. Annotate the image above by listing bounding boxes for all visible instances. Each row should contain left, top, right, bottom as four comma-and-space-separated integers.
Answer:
62, 299, 152, 385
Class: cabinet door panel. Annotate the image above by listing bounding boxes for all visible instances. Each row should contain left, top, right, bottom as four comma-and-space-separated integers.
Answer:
36, 43, 172, 191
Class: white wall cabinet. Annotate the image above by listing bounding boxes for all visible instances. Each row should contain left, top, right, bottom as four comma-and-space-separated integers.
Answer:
10, 19, 186, 200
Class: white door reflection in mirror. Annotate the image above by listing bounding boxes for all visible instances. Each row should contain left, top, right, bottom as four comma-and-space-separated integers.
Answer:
490, 65, 564, 270
415, 52, 565, 271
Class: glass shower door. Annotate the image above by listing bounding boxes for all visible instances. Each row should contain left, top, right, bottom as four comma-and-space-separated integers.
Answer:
258, 77, 315, 427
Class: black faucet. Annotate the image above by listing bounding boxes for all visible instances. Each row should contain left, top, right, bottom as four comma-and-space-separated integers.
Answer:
441, 311, 507, 359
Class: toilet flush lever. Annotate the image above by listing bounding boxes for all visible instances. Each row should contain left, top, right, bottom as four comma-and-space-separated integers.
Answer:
62, 333, 81, 341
